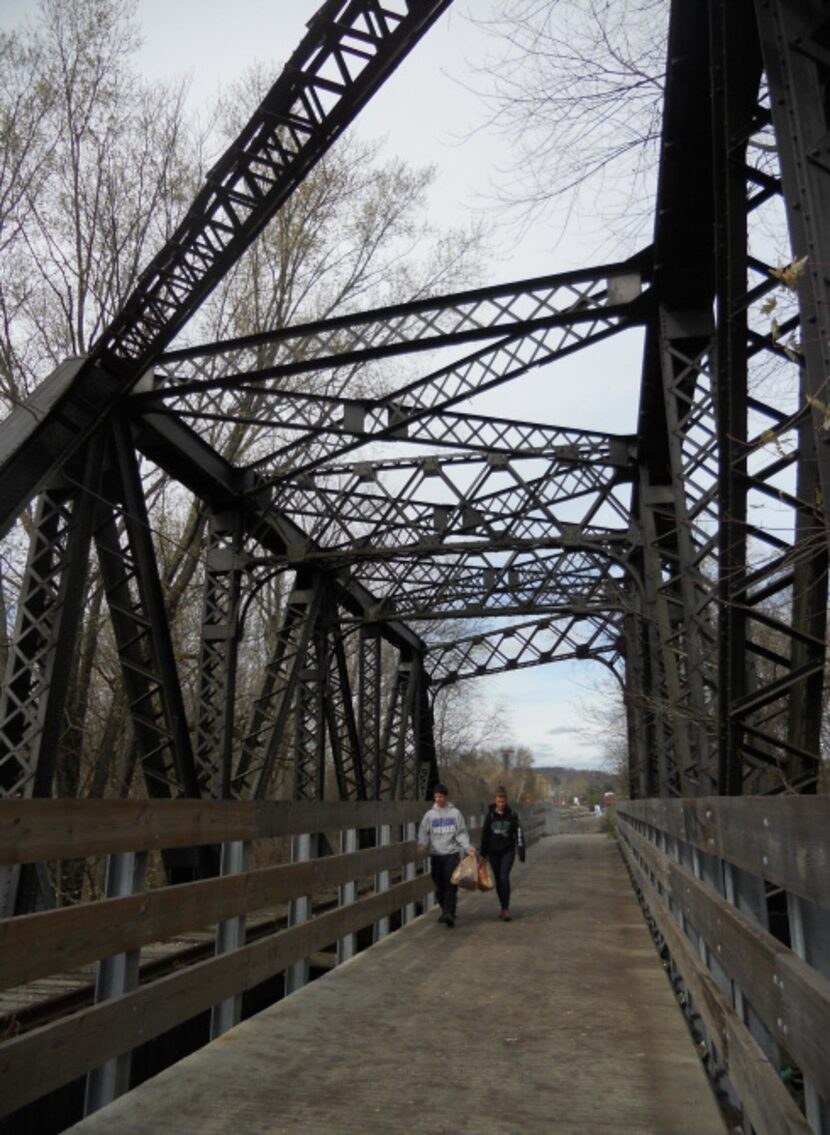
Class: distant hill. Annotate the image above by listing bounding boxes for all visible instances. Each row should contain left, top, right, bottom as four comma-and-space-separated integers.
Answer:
535, 765, 621, 804
535, 765, 617, 784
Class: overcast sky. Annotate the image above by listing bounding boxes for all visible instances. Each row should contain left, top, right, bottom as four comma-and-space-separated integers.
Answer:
2, 0, 643, 770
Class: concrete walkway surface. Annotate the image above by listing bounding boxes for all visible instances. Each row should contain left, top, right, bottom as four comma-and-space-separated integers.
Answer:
68, 833, 726, 1134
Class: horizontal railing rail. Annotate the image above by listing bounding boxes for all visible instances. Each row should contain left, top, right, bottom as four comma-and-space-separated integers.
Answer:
0, 797, 546, 1123
617, 797, 830, 1135
0, 799, 432, 863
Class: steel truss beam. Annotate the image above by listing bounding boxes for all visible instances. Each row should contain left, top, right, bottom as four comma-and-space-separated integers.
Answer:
626, 0, 830, 797
262, 441, 634, 560
157, 257, 648, 378
713, 0, 830, 795
425, 614, 623, 689
149, 280, 645, 488
0, 0, 455, 540
193, 511, 246, 798
0, 0, 828, 924
346, 546, 629, 621
0, 462, 99, 802
95, 420, 203, 801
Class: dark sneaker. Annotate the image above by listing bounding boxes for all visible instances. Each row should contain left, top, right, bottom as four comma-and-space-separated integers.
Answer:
501, 909, 511, 921
437, 912, 449, 924
444, 915, 455, 928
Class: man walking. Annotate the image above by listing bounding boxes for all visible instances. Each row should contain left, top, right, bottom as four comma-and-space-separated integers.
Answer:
416, 783, 476, 928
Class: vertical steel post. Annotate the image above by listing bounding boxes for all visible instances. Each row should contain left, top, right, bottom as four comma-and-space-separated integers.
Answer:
402, 821, 418, 925
194, 512, 245, 799
374, 822, 391, 941
337, 827, 358, 964
210, 839, 250, 1037
786, 892, 830, 1133
285, 831, 312, 995
359, 626, 382, 798
84, 850, 148, 1114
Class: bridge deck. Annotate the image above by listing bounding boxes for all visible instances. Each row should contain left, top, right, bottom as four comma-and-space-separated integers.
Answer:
68, 833, 726, 1134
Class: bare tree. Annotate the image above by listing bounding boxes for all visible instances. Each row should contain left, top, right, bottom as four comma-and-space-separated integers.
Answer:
469, 0, 668, 250
0, 1, 487, 806
0, 0, 196, 403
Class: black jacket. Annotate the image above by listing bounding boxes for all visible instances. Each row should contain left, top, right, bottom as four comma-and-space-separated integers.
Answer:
480, 804, 525, 861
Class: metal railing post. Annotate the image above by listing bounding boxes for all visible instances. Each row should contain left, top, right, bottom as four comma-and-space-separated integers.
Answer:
337, 828, 358, 964
374, 823, 391, 941
210, 840, 250, 1038
402, 822, 417, 925
84, 850, 148, 1115
285, 832, 312, 994
787, 892, 830, 1134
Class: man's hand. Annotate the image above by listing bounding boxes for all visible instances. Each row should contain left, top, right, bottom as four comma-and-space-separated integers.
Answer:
466, 847, 477, 857
416, 845, 427, 857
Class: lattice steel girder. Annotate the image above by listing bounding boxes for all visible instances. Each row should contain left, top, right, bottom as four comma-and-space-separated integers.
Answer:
138, 294, 646, 492
711, 0, 758, 797
326, 619, 366, 801
150, 390, 636, 463
350, 546, 631, 621
96, 421, 202, 799
708, 0, 828, 796
750, 0, 830, 794
656, 309, 720, 796
413, 680, 438, 800
193, 511, 247, 799
358, 627, 382, 798
95, 0, 458, 369
378, 655, 418, 799
425, 613, 623, 688
360, 411, 633, 458
230, 282, 645, 485
156, 257, 649, 387
0, 449, 100, 799
637, 481, 700, 798
292, 611, 327, 802
0, 360, 122, 543
628, 0, 718, 798
755, 0, 830, 535
267, 448, 633, 557
0, 0, 454, 539
235, 574, 325, 800
619, 598, 653, 799
133, 411, 426, 655
626, 0, 830, 800
398, 658, 426, 800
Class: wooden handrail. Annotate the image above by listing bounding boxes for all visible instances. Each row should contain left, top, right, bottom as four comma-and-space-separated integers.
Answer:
0, 796, 548, 1121
617, 796, 830, 908
616, 798, 830, 1135
0, 872, 433, 1118
0, 841, 420, 991
0, 798, 459, 864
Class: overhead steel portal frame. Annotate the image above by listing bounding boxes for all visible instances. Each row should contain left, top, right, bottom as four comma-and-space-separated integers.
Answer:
0, 0, 828, 913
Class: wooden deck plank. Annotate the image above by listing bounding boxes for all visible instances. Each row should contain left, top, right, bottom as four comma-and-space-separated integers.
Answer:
67, 834, 726, 1135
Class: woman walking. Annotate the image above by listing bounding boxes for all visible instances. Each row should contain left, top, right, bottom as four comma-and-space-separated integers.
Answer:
479, 786, 525, 921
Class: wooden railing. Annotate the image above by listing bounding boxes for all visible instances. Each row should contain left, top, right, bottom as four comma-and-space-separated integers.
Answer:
0, 798, 546, 1124
617, 797, 830, 1135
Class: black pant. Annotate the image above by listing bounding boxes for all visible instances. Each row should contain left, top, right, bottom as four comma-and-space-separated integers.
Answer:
487, 848, 516, 910
430, 852, 460, 917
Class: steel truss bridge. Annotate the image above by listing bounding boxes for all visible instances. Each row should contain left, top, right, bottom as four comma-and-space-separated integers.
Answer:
1, 0, 829, 907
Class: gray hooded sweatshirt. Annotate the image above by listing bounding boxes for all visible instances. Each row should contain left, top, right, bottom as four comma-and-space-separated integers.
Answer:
417, 801, 472, 857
